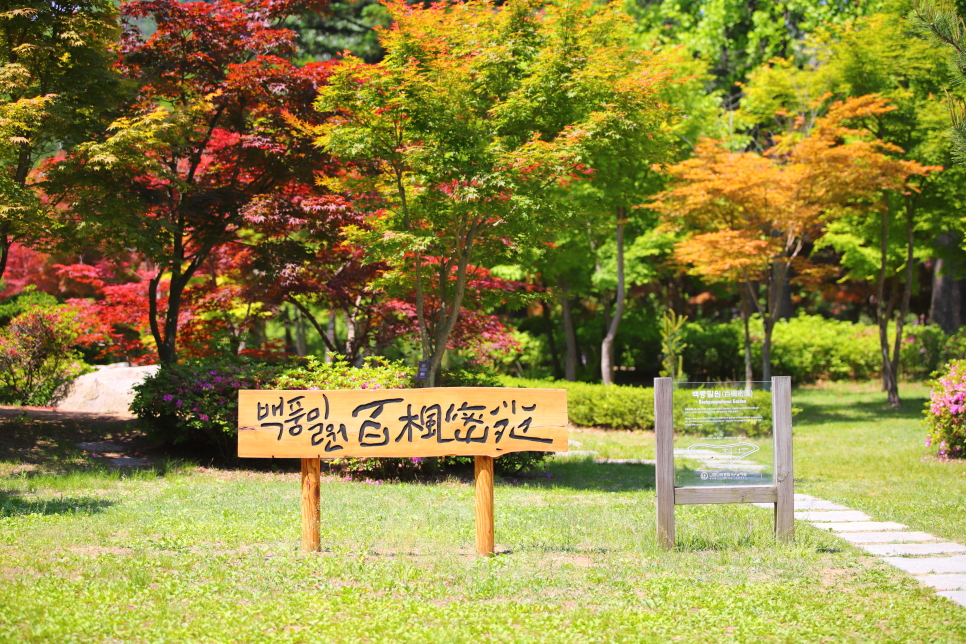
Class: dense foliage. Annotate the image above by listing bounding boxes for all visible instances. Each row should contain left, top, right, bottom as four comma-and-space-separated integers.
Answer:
0, 307, 89, 406
925, 360, 966, 459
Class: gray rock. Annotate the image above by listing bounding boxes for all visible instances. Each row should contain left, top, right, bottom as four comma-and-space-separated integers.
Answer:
108, 457, 150, 467
77, 442, 125, 453
54, 364, 159, 415
795, 510, 871, 522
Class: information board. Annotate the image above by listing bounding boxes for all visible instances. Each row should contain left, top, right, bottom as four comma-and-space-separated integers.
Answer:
673, 381, 773, 487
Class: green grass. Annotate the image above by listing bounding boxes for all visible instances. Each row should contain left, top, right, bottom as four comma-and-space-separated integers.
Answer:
1, 382, 965, 643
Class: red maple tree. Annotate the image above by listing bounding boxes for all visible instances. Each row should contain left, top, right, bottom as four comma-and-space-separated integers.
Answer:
45, 0, 335, 364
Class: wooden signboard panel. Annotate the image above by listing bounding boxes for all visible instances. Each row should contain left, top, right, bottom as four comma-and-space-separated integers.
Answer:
238, 387, 568, 556
238, 388, 568, 459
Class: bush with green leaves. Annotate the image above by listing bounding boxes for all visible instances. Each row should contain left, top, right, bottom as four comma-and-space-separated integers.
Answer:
0, 286, 58, 327
0, 306, 89, 406
924, 360, 966, 460
748, 315, 882, 383
901, 324, 949, 381
131, 359, 286, 460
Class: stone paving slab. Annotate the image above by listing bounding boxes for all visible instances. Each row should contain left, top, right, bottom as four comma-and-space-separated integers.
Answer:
810, 521, 908, 532
794, 499, 851, 511
938, 591, 966, 607
882, 555, 966, 575
752, 499, 851, 510
918, 575, 966, 591
859, 542, 966, 556
836, 531, 939, 544
795, 510, 871, 522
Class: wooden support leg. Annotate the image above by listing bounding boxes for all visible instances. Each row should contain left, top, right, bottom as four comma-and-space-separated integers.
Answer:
772, 376, 794, 542
475, 455, 495, 556
301, 457, 321, 552
654, 378, 675, 550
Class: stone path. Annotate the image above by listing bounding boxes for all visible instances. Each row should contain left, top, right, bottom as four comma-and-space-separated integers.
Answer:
761, 494, 966, 608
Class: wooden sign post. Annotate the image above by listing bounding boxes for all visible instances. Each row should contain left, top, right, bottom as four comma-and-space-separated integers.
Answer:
654, 376, 793, 549
238, 387, 568, 555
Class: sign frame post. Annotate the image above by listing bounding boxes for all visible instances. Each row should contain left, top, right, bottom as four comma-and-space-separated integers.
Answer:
654, 375, 794, 550
474, 455, 495, 556
301, 457, 321, 551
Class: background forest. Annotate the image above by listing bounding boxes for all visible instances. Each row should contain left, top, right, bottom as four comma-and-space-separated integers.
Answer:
4, 0, 966, 418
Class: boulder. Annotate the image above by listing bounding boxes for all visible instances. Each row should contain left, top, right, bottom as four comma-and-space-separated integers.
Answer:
54, 364, 160, 415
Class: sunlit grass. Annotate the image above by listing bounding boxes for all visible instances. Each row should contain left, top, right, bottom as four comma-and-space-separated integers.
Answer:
0, 381, 964, 642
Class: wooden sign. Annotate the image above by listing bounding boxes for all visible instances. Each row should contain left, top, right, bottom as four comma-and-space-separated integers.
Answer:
238, 387, 568, 458
237, 387, 568, 556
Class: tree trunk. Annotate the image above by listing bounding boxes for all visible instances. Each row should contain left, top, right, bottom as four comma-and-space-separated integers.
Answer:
762, 315, 773, 382
325, 313, 336, 362
343, 306, 357, 364
775, 262, 793, 320
740, 282, 754, 384
886, 197, 918, 407
600, 209, 625, 386
557, 276, 578, 381
930, 234, 963, 333
875, 202, 906, 408
294, 308, 308, 356
0, 230, 9, 285
542, 299, 563, 380
426, 224, 479, 387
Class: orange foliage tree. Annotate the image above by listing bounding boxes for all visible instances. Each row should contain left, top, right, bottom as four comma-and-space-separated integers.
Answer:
653, 95, 936, 383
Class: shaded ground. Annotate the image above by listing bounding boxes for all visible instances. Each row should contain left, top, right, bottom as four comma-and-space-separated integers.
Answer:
0, 406, 153, 473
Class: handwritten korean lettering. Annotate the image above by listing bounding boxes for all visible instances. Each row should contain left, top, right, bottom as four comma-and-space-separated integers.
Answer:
250, 393, 559, 451
352, 398, 404, 448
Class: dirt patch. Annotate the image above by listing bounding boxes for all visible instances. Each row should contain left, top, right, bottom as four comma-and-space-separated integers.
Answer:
0, 405, 153, 468
66, 546, 134, 557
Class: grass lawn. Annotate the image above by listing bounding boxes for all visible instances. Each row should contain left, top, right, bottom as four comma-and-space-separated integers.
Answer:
1, 382, 965, 643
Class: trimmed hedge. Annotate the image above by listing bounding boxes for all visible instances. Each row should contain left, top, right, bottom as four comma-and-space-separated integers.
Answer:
504, 378, 655, 430
501, 377, 773, 437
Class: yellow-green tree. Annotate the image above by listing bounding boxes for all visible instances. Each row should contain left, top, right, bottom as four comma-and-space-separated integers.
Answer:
316, 0, 678, 385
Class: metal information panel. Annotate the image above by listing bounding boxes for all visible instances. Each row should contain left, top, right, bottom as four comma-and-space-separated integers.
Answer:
673, 381, 773, 487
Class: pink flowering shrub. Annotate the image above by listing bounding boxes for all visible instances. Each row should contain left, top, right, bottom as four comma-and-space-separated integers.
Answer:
0, 306, 90, 406
925, 360, 966, 460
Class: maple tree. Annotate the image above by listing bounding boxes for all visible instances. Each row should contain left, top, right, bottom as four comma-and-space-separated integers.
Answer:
654, 96, 936, 388
741, 9, 962, 404
45, 0, 332, 365
316, 0, 678, 386
0, 0, 120, 284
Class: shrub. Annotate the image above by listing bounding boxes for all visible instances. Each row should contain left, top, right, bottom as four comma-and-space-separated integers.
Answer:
681, 322, 743, 381
0, 307, 90, 406
742, 315, 881, 383
924, 360, 966, 460
0, 286, 59, 327
901, 324, 948, 381
131, 358, 285, 460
